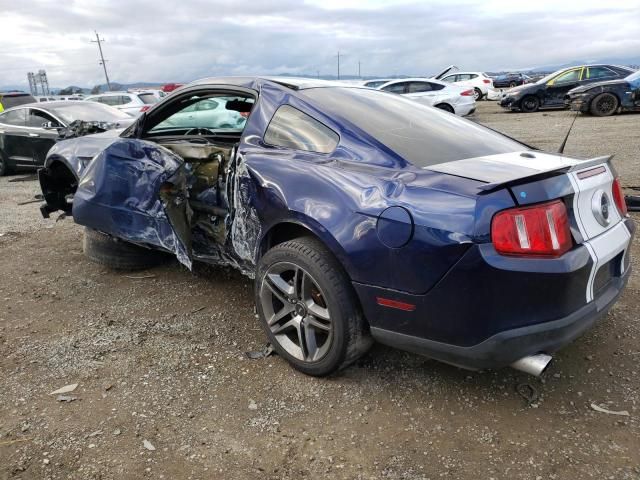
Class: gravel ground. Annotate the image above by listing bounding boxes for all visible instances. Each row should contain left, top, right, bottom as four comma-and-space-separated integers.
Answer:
0, 102, 639, 479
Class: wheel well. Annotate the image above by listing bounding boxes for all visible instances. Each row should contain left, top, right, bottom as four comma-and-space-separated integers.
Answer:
259, 221, 370, 327
435, 103, 454, 112
260, 222, 320, 257
41, 160, 77, 213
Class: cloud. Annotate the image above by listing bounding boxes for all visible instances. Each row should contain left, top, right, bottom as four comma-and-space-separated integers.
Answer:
0, 0, 638, 88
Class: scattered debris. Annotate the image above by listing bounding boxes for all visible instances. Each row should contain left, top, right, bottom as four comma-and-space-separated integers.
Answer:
104, 384, 114, 391
590, 403, 630, 416
55, 212, 67, 222
0, 438, 30, 447
8, 175, 38, 182
56, 395, 78, 402
124, 274, 156, 280
248, 400, 258, 411
50, 383, 78, 395
516, 383, 539, 406
143, 440, 156, 451
113, 429, 121, 436
246, 343, 274, 360
17, 195, 44, 206
190, 306, 207, 314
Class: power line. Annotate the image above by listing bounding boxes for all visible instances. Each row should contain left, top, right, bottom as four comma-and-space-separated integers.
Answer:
91, 31, 112, 91
335, 51, 346, 80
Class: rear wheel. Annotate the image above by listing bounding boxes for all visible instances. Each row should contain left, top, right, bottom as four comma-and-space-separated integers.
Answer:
590, 92, 619, 117
520, 95, 540, 113
509, 81, 517, 88
435, 103, 455, 113
83, 228, 169, 270
255, 237, 372, 376
473, 88, 483, 101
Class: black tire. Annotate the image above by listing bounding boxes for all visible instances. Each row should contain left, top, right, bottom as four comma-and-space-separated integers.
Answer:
255, 237, 372, 376
83, 228, 169, 270
0, 150, 8, 176
435, 103, 455, 113
589, 92, 619, 117
473, 88, 483, 101
520, 95, 540, 113
509, 82, 517, 88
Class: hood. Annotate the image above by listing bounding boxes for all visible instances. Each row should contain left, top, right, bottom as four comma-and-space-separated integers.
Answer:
503, 83, 536, 95
569, 79, 627, 94
46, 129, 123, 175
432, 65, 458, 80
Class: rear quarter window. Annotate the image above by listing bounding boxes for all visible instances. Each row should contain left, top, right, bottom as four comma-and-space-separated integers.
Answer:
264, 105, 339, 154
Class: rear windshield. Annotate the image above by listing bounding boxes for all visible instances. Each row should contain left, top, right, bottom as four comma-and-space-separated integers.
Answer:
138, 93, 158, 104
1, 94, 36, 109
49, 102, 131, 123
300, 87, 523, 167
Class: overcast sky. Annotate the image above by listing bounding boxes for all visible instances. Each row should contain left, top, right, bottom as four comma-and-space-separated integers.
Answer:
1, 0, 639, 88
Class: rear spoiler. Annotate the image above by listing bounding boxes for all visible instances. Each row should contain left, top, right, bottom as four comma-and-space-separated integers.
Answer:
476, 155, 613, 194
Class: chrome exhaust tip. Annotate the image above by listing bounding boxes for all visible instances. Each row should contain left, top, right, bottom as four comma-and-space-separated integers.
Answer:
510, 353, 553, 377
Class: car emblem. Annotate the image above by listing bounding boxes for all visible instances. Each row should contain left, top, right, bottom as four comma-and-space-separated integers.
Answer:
591, 189, 611, 226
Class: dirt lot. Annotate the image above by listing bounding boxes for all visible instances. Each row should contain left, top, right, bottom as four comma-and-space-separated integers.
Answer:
1, 102, 639, 480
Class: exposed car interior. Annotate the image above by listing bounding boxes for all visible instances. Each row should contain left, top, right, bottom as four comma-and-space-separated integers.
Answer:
138, 90, 256, 255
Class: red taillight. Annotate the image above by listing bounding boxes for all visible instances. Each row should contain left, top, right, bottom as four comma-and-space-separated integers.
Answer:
140, 105, 151, 112
483, 79, 491, 84
460, 89, 474, 96
612, 178, 628, 216
491, 200, 572, 257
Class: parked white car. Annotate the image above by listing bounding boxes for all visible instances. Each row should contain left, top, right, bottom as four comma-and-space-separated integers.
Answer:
84, 91, 159, 117
362, 79, 394, 89
376, 78, 476, 116
437, 71, 493, 100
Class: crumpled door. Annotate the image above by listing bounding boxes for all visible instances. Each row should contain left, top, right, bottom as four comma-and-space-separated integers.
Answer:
72, 138, 193, 268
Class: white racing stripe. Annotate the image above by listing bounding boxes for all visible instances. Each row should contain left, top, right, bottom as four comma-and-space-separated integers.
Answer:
567, 162, 630, 302
582, 222, 631, 302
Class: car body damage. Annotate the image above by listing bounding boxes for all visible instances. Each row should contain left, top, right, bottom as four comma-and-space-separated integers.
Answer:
38, 76, 634, 376
73, 139, 193, 268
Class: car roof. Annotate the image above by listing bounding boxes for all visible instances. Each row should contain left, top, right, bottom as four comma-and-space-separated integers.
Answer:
441, 71, 483, 75
1, 100, 98, 113
377, 77, 450, 88
189, 76, 355, 91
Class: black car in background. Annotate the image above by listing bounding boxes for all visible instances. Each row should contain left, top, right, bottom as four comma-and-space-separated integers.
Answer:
0, 101, 132, 175
565, 69, 640, 116
499, 64, 635, 112
492, 73, 531, 88
0, 92, 36, 112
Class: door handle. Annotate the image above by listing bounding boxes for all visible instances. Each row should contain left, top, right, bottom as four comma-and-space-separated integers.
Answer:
29, 133, 40, 137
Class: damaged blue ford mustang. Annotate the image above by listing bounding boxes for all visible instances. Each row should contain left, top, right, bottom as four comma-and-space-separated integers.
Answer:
38, 77, 634, 377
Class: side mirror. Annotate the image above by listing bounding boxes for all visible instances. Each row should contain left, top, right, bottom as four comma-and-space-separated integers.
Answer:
42, 121, 63, 130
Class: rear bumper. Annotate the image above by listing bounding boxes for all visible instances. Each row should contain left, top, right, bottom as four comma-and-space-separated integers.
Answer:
370, 271, 628, 370
355, 218, 634, 371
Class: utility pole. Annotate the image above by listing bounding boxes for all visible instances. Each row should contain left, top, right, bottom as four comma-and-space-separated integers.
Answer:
358, 60, 361, 78
92, 31, 112, 91
335, 51, 343, 80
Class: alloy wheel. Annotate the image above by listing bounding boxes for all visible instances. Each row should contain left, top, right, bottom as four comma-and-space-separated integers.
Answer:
260, 262, 333, 362
594, 94, 617, 116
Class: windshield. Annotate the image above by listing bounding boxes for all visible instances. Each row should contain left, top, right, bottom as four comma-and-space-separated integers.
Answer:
49, 102, 131, 123
301, 87, 524, 167
536, 68, 565, 84
138, 93, 159, 104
